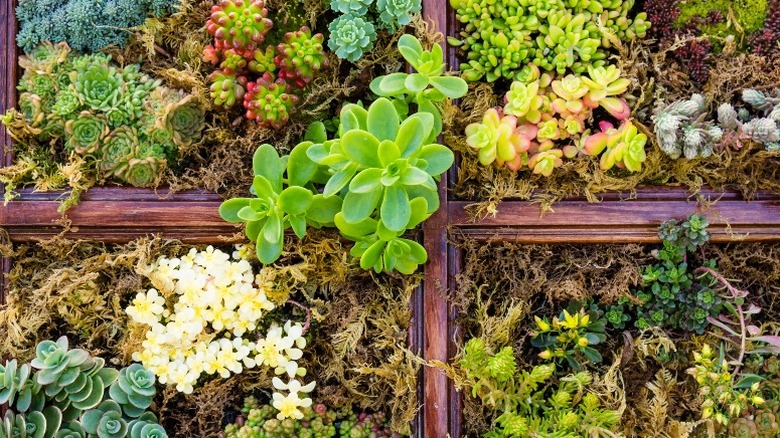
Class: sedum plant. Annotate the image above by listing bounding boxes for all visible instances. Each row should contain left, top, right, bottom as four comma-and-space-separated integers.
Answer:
220, 396, 395, 438
531, 301, 607, 372
370, 35, 468, 141
457, 338, 622, 437
448, 0, 650, 81
467, 62, 644, 175
719, 89, 780, 152
203, 3, 326, 128
604, 214, 723, 334
653, 93, 724, 159
0, 337, 166, 438
15, 0, 180, 53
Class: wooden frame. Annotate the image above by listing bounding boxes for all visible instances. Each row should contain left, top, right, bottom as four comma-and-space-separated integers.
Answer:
4, 0, 780, 436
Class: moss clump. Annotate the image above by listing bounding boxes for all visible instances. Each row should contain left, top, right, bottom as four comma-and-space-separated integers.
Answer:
675, 0, 768, 37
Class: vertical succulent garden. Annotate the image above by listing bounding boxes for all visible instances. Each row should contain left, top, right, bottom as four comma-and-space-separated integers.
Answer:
0, 0, 453, 436
442, 216, 780, 437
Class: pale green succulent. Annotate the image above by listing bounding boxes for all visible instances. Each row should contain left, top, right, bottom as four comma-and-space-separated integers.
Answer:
330, 0, 373, 15
64, 112, 108, 155
80, 401, 128, 438
377, 0, 421, 31
327, 14, 377, 63
108, 365, 156, 418
71, 64, 124, 113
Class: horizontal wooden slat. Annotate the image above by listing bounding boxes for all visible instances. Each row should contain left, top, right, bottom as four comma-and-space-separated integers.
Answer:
449, 188, 780, 242
1, 188, 239, 242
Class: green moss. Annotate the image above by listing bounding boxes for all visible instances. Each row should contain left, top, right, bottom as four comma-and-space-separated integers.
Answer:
675, 0, 768, 36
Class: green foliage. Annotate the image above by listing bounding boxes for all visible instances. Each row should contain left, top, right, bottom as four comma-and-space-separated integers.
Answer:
653, 93, 724, 160
15, 0, 181, 53
448, 0, 650, 81
718, 88, 780, 152
370, 35, 468, 142
108, 365, 156, 419
309, 98, 452, 274
326, 0, 420, 61
531, 301, 607, 372
221, 396, 395, 438
688, 344, 766, 426
326, 14, 377, 63
221, 37, 458, 275
3, 43, 205, 188
603, 214, 721, 334
377, 0, 421, 31
458, 338, 622, 437
0, 337, 166, 438
675, 0, 768, 37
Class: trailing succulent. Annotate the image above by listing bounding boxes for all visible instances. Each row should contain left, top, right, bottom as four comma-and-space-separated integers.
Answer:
203, 0, 327, 128
2, 43, 205, 187
326, 0, 421, 62
456, 338, 622, 437
465, 63, 647, 175
15, 0, 180, 53
219, 396, 396, 438
0, 336, 166, 438
220, 36, 461, 275
604, 214, 722, 334
449, 0, 650, 82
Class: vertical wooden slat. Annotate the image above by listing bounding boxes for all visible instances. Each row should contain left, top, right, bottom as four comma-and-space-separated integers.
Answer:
0, 0, 16, 305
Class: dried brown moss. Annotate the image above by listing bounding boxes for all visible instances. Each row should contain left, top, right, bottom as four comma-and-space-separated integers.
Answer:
0, 231, 421, 436
2, 1, 440, 210
447, 38, 780, 218
452, 237, 780, 436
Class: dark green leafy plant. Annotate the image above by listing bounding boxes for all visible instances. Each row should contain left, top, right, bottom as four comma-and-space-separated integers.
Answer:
457, 338, 622, 437
531, 301, 607, 372
605, 214, 722, 334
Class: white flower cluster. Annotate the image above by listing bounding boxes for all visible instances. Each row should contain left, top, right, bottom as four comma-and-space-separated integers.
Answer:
127, 246, 315, 419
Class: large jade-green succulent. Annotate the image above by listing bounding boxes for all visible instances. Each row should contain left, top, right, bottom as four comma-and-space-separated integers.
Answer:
219, 144, 341, 264
370, 35, 468, 141
307, 98, 453, 273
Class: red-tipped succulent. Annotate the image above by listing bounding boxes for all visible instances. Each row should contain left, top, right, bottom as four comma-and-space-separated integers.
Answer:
243, 76, 299, 129
206, 0, 274, 50
274, 26, 328, 88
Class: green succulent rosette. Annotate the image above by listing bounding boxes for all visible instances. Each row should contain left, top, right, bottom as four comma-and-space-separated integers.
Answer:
160, 94, 205, 148
108, 364, 156, 418
64, 112, 109, 155
80, 400, 128, 438
52, 89, 81, 117
99, 126, 139, 176
326, 14, 377, 63
377, 0, 421, 31
116, 157, 165, 188
71, 64, 124, 113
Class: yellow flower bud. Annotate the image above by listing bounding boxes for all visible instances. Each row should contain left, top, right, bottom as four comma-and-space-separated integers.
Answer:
577, 337, 590, 347
534, 316, 551, 332
538, 350, 553, 360
752, 396, 766, 405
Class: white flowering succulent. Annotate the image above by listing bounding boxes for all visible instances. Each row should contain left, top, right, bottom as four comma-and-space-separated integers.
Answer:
272, 376, 316, 420
126, 246, 313, 409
